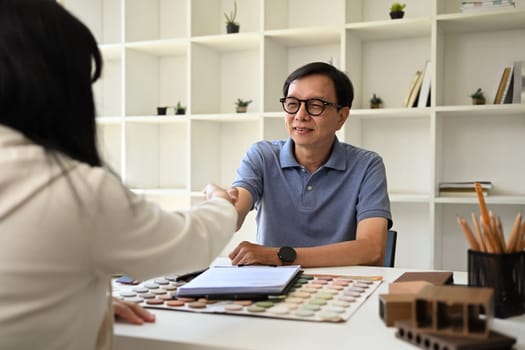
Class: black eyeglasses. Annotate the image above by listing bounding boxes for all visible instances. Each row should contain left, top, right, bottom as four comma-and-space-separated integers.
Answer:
280, 97, 341, 116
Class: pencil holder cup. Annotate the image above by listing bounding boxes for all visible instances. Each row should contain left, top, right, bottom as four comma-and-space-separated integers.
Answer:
468, 250, 525, 318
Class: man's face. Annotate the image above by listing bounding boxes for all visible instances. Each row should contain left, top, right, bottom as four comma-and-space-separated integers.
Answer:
284, 74, 349, 150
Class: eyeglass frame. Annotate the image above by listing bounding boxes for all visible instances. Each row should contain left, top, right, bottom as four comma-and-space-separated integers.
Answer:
279, 97, 343, 116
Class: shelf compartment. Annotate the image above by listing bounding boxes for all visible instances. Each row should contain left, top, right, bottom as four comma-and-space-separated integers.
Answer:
345, 115, 432, 195
345, 28, 430, 109
264, 0, 345, 31
124, 122, 189, 190
191, 43, 260, 114
190, 120, 259, 191
346, 0, 433, 23
125, 47, 187, 116
125, 0, 187, 42
63, 0, 121, 44
435, 113, 525, 196
191, 0, 261, 37
436, 25, 525, 106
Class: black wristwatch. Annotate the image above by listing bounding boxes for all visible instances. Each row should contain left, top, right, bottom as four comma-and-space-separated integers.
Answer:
277, 246, 297, 265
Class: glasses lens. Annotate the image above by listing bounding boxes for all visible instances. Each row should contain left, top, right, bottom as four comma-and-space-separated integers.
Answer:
282, 97, 300, 114
306, 99, 324, 116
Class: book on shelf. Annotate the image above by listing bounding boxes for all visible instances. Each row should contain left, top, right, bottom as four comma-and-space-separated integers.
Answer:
417, 61, 432, 108
512, 60, 525, 104
439, 181, 492, 197
493, 67, 511, 104
403, 70, 422, 107
439, 190, 488, 197
502, 66, 514, 104
405, 70, 425, 108
460, 0, 516, 12
175, 265, 302, 299
503, 69, 514, 103
439, 181, 492, 189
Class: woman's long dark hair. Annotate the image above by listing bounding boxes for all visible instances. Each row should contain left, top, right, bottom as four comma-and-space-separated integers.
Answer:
0, 0, 103, 167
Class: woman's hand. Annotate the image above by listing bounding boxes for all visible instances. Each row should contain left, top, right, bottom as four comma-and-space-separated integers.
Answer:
113, 297, 156, 325
204, 184, 238, 205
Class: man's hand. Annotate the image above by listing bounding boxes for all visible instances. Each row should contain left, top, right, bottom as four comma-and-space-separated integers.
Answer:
113, 297, 156, 325
229, 241, 280, 266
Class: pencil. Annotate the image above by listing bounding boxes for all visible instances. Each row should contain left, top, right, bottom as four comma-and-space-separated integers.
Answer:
475, 182, 501, 253
490, 211, 506, 253
457, 216, 480, 251
471, 212, 486, 252
475, 182, 491, 227
518, 219, 525, 251
507, 212, 523, 253
482, 220, 499, 253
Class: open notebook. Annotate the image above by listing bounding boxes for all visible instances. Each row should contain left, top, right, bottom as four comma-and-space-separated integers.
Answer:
176, 265, 302, 299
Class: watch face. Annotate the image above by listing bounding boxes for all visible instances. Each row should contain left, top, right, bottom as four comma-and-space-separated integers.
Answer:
278, 246, 297, 263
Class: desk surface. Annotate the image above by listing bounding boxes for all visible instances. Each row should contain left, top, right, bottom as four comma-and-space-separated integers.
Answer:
114, 261, 525, 350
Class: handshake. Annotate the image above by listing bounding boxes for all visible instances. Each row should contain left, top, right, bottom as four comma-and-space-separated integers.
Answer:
203, 184, 239, 206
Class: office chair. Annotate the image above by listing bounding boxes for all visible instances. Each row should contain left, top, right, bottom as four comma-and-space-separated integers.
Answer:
383, 230, 397, 267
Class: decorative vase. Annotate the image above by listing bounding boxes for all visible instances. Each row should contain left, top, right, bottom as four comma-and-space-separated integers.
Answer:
236, 106, 247, 113
175, 108, 186, 115
390, 11, 404, 19
226, 23, 239, 34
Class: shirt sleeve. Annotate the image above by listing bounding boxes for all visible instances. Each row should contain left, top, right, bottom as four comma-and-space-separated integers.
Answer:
87, 169, 238, 280
232, 142, 265, 209
356, 155, 393, 229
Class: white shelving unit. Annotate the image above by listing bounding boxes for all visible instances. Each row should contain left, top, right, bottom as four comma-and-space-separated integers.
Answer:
62, 0, 525, 271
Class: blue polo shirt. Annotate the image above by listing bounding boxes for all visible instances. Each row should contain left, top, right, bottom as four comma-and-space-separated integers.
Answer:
232, 137, 392, 247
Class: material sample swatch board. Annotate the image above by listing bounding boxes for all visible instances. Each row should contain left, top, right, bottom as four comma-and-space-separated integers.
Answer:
113, 273, 382, 323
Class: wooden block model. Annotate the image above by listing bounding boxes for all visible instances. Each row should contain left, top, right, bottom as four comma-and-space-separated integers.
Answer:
379, 294, 415, 327
379, 272, 454, 327
412, 285, 494, 339
395, 319, 516, 350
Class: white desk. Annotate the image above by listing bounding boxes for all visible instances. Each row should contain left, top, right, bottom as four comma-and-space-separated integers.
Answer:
114, 262, 525, 350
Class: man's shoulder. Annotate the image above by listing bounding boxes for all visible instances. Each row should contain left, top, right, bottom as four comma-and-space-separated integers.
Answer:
337, 141, 382, 160
250, 139, 287, 154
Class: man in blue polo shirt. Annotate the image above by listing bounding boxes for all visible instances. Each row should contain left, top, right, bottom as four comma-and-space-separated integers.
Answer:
229, 62, 393, 267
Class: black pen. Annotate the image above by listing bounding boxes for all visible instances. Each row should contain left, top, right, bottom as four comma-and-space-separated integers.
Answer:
175, 267, 208, 282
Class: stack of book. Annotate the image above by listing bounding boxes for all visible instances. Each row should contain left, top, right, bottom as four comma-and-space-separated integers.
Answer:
439, 181, 493, 197
460, 0, 516, 13
493, 61, 525, 104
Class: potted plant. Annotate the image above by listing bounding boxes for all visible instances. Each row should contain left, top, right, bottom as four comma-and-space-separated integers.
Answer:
390, 2, 406, 19
157, 106, 167, 115
370, 93, 383, 109
235, 98, 252, 113
175, 101, 186, 115
470, 88, 486, 105
224, 0, 239, 34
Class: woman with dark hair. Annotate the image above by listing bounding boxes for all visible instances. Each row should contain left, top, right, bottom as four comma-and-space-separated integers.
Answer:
0, 1, 237, 349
